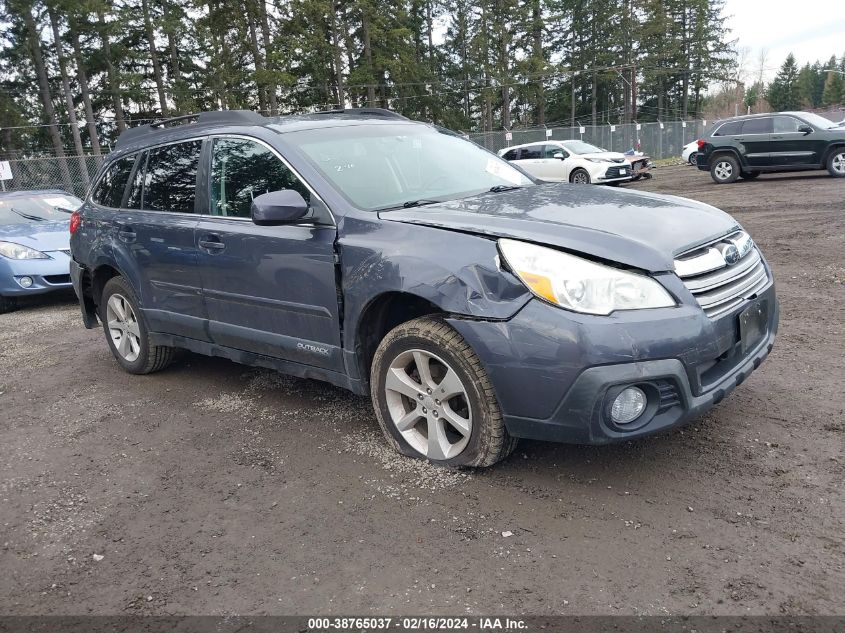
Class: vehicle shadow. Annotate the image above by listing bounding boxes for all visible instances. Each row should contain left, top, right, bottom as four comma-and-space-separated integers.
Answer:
4, 289, 78, 313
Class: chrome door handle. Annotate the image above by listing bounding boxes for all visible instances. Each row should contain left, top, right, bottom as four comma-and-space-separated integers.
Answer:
198, 237, 225, 253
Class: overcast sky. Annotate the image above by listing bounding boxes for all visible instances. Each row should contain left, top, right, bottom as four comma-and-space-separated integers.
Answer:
724, 0, 845, 80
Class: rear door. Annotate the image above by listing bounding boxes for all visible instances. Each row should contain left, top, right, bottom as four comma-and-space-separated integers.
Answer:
116, 139, 207, 339
737, 117, 774, 168
193, 135, 343, 371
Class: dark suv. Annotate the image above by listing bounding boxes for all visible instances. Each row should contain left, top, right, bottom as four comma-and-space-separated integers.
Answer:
697, 111, 845, 183
70, 109, 779, 467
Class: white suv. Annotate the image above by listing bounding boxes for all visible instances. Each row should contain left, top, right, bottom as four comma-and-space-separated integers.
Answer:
499, 140, 633, 185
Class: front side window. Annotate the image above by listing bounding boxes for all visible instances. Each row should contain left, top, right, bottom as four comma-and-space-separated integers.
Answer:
287, 123, 533, 211
544, 145, 567, 158
741, 118, 773, 134
210, 138, 311, 218
93, 155, 135, 208
143, 140, 202, 214
774, 116, 802, 133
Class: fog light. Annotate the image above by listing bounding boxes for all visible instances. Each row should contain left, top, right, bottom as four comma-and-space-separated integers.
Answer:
611, 387, 647, 425
18, 276, 33, 288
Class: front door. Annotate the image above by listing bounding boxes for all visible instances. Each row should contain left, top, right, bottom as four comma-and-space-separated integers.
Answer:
737, 117, 774, 168
194, 136, 343, 372
771, 115, 824, 166
116, 140, 206, 339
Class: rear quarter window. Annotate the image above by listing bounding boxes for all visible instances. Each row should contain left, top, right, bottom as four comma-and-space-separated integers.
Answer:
92, 156, 136, 208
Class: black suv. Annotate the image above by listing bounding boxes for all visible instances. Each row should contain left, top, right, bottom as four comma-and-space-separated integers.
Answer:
696, 111, 845, 183
70, 109, 778, 467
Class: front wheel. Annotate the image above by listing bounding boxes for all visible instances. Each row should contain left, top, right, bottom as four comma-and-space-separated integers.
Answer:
100, 276, 178, 374
710, 155, 740, 184
688, 152, 698, 166
370, 316, 517, 468
570, 168, 591, 184
827, 149, 845, 177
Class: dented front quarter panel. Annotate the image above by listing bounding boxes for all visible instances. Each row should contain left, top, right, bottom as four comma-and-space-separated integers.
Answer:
338, 213, 532, 340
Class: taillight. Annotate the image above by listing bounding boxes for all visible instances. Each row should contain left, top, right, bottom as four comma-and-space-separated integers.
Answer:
696, 138, 706, 150
69, 209, 82, 235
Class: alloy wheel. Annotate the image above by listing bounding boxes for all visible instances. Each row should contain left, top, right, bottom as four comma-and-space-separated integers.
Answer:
714, 160, 733, 180
106, 293, 141, 362
832, 152, 845, 175
572, 171, 588, 184
383, 349, 472, 460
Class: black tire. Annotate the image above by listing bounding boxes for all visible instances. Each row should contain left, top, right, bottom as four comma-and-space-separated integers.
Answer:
370, 316, 517, 468
710, 154, 740, 184
826, 148, 845, 178
99, 276, 177, 374
569, 168, 591, 184
0, 295, 17, 314
741, 171, 761, 179
688, 152, 697, 165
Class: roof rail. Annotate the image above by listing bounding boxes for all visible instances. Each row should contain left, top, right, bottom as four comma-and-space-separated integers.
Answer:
308, 107, 408, 120
116, 110, 265, 149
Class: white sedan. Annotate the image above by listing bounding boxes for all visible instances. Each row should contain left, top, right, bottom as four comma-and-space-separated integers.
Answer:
498, 140, 633, 185
682, 140, 699, 165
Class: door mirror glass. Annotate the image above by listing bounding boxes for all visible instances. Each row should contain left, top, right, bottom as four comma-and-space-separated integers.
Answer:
251, 190, 310, 225
797, 124, 813, 134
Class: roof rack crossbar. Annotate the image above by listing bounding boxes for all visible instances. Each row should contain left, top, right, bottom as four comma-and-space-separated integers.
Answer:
309, 107, 407, 119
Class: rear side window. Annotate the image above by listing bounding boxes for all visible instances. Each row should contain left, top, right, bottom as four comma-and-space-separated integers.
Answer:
92, 156, 135, 208
713, 121, 741, 136
143, 140, 203, 214
210, 138, 311, 218
502, 149, 519, 161
741, 118, 773, 134
520, 146, 542, 159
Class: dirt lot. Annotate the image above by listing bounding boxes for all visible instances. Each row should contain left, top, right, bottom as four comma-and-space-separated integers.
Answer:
1, 166, 843, 617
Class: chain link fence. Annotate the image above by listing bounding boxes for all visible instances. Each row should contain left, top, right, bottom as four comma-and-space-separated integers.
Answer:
0, 120, 710, 198
0, 154, 103, 199
468, 120, 709, 159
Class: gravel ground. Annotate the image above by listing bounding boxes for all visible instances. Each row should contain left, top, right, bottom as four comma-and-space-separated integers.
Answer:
0, 166, 843, 616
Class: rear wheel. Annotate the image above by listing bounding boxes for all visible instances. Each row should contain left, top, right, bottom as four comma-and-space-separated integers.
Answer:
0, 295, 17, 314
827, 149, 845, 177
100, 276, 177, 374
370, 316, 517, 468
741, 171, 761, 179
710, 155, 740, 184
570, 168, 591, 185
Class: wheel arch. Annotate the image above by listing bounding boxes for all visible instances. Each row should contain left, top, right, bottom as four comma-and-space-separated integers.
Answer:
708, 148, 743, 167
821, 143, 845, 166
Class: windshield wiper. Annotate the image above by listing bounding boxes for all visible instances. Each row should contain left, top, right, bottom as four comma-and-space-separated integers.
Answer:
9, 207, 46, 222
488, 184, 523, 193
400, 199, 441, 209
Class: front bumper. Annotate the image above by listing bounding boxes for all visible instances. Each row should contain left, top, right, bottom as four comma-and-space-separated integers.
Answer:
0, 251, 73, 297
594, 164, 633, 183
446, 279, 778, 445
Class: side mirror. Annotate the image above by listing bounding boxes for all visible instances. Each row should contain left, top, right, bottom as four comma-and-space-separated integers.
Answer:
798, 124, 813, 135
251, 190, 310, 225
553, 152, 566, 160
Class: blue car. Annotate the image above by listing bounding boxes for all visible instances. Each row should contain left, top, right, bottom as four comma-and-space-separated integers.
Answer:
0, 190, 83, 313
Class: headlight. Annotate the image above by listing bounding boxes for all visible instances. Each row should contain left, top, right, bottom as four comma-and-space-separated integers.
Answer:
499, 239, 675, 315
0, 241, 50, 260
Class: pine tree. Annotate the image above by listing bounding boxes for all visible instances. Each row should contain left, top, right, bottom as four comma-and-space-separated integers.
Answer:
766, 53, 800, 111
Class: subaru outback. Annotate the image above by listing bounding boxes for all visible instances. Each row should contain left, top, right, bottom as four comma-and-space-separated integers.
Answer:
70, 109, 779, 467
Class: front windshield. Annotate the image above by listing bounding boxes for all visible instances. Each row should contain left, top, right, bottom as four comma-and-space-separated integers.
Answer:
288, 124, 534, 211
799, 113, 837, 130
0, 193, 82, 226
561, 140, 606, 154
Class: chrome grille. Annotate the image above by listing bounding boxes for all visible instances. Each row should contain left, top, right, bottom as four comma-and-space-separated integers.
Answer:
675, 231, 769, 319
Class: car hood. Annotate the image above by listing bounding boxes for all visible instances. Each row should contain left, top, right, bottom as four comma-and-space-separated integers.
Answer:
0, 220, 70, 252
578, 152, 627, 162
380, 183, 739, 272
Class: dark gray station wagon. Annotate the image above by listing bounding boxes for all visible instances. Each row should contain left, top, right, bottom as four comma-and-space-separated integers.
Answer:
70, 109, 779, 467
